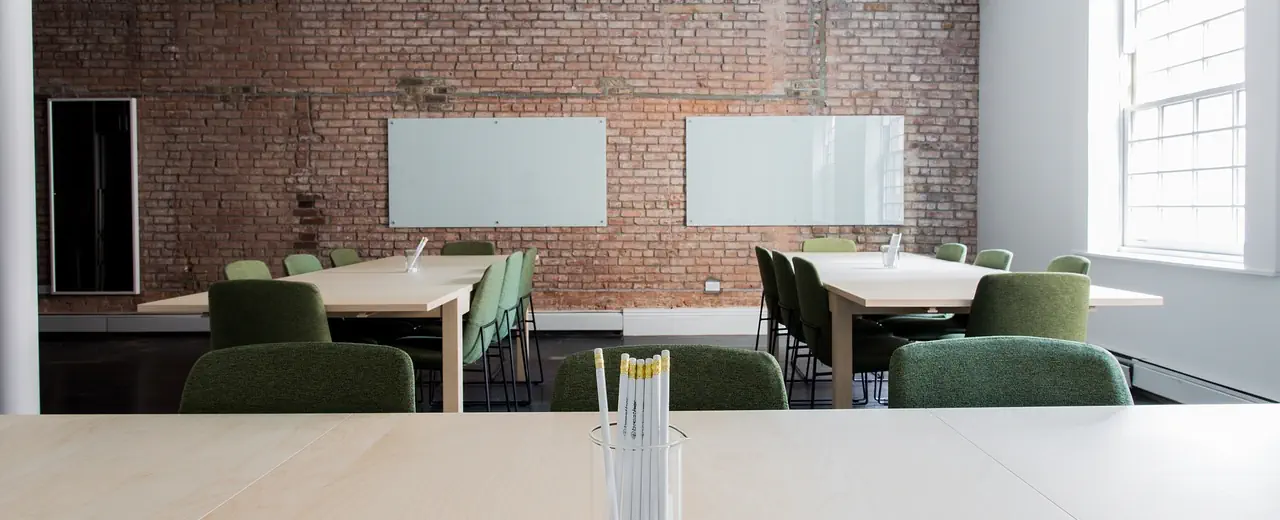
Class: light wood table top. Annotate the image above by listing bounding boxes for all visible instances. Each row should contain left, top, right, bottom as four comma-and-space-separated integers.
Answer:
786, 252, 1164, 309
933, 405, 1280, 520
6, 406, 1277, 519
137, 255, 502, 316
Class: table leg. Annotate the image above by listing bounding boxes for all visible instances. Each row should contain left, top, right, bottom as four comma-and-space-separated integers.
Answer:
441, 297, 464, 413
830, 294, 854, 409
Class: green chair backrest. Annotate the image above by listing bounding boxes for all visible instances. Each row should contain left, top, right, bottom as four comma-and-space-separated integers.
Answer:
802, 237, 858, 253
519, 247, 538, 299
209, 280, 333, 349
330, 248, 361, 267
769, 250, 805, 343
754, 247, 780, 314
935, 243, 968, 263
180, 342, 416, 413
461, 263, 506, 364
1047, 254, 1091, 275
974, 249, 1014, 270
551, 345, 787, 411
791, 256, 831, 360
284, 254, 324, 276
224, 260, 272, 281
441, 240, 497, 256
889, 336, 1133, 408
495, 251, 525, 340
966, 272, 1091, 342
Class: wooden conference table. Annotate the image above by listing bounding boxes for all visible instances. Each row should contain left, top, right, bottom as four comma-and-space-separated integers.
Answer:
3, 405, 1277, 519
137, 255, 503, 413
784, 252, 1165, 409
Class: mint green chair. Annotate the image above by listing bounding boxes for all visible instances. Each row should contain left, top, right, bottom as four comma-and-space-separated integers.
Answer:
889, 336, 1133, 408
1047, 254, 1091, 275
517, 247, 545, 384
390, 263, 508, 411
964, 272, 1092, 342
284, 254, 324, 276
208, 280, 332, 350
801, 237, 858, 253
330, 248, 361, 267
224, 260, 272, 281
935, 243, 967, 263
441, 240, 496, 256
793, 256, 908, 406
974, 249, 1014, 270
180, 342, 416, 413
552, 345, 787, 411
495, 251, 528, 405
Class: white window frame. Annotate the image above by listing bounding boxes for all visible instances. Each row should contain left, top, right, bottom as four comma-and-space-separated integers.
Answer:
1120, 0, 1246, 259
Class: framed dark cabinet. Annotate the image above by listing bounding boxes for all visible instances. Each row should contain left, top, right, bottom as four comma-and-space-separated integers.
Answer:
47, 99, 140, 294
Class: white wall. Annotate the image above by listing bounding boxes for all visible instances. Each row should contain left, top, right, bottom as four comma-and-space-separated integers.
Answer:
979, 0, 1280, 400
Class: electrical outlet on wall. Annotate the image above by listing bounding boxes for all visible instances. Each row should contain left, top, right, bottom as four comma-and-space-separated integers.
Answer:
704, 277, 721, 294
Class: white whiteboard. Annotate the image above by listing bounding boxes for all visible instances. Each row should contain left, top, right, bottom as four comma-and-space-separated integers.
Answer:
388, 117, 607, 228
685, 116, 906, 226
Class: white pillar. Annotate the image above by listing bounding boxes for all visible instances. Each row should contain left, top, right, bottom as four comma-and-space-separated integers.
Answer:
0, 0, 40, 414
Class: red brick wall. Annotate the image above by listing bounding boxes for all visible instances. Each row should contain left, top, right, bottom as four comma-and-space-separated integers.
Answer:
33, 0, 979, 313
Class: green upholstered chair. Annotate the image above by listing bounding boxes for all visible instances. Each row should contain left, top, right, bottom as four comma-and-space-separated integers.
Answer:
801, 237, 858, 253
1047, 254, 1091, 275
754, 247, 784, 354
974, 249, 1014, 270
494, 252, 528, 403
330, 248, 361, 267
792, 257, 909, 406
390, 263, 508, 411
935, 243, 968, 263
770, 250, 809, 388
224, 260, 272, 281
180, 342, 416, 413
964, 272, 1092, 342
208, 280, 332, 350
518, 247, 545, 384
888, 336, 1133, 408
441, 240, 497, 256
284, 254, 324, 276
551, 345, 787, 411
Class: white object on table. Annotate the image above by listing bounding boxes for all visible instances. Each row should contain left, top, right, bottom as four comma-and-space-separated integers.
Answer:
783, 251, 1164, 409
137, 255, 503, 413
592, 349, 620, 520
405, 237, 428, 272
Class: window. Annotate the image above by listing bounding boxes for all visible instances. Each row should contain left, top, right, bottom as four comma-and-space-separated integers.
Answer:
1123, 0, 1245, 257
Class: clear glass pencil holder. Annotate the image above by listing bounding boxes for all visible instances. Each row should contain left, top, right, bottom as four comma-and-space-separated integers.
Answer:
879, 245, 901, 268
589, 423, 689, 520
403, 250, 421, 273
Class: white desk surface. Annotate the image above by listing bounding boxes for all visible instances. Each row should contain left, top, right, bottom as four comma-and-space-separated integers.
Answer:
5, 406, 1276, 519
933, 405, 1280, 520
136, 255, 501, 316
785, 252, 1163, 309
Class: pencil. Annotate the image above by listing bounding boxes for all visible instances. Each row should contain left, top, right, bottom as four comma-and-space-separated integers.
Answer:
593, 349, 620, 520
660, 350, 671, 520
617, 355, 633, 520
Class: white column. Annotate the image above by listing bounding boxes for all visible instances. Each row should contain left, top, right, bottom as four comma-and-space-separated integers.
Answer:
0, 0, 40, 414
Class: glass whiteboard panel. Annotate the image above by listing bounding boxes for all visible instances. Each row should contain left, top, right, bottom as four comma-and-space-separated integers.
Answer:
685, 115, 906, 226
388, 117, 607, 228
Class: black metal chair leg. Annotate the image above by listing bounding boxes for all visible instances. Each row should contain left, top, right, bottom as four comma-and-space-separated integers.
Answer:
495, 343, 513, 412
752, 294, 762, 350
481, 355, 493, 412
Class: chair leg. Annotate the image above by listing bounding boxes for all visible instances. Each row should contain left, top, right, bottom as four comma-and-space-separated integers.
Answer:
807, 355, 819, 409
481, 354, 493, 412
497, 338, 515, 412
524, 295, 547, 384
754, 293, 766, 351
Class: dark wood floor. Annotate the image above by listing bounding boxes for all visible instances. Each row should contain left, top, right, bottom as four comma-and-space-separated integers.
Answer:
38, 332, 1163, 414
